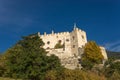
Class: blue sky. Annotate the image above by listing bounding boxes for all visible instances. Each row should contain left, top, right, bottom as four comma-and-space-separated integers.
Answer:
0, 0, 120, 52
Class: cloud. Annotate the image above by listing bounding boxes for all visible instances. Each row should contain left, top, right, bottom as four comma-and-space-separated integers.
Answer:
104, 41, 120, 52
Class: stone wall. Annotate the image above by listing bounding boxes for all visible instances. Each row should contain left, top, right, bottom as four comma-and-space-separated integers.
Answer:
38, 27, 87, 57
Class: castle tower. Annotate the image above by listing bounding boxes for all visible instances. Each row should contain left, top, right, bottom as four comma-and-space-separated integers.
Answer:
70, 24, 87, 57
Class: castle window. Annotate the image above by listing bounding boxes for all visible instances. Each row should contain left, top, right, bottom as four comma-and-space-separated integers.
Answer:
58, 40, 62, 43
73, 45, 75, 48
47, 41, 50, 45
82, 35, 84, 39
82, 45, 84, 48
66, 39, 69, 42
72, 36, 75, 40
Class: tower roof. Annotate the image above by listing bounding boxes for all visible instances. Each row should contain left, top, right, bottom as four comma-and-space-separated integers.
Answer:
74, 23, 77, 30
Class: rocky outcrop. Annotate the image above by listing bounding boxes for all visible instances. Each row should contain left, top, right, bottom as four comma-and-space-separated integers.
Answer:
47, 49, 82, 69
61, 56, 82, 69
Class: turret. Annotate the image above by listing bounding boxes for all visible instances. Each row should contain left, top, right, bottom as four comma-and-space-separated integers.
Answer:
73, 23, 79, 31
44, 32, 46, 36
52, 30, 54, 34
38, 32, 40, 37
74, 23, 77, 30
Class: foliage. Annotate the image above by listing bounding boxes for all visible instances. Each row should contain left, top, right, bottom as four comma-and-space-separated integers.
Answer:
81, 60, 94, 70
4, 34, 62, 80
0, 77, 21, 80
102, 56, 120, 80
54, 41, 64, 49
0, 54, 7, 77
107, 71, 120, 80
45, 70, 57, 80
45, 69, 106, 80
81, 41, 104, 70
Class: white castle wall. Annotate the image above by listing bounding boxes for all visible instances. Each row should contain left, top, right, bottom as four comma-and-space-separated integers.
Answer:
41, 32, 67, 47
38, 26, 87, 57
100, 46, 108, 60
40, 31, 72, 54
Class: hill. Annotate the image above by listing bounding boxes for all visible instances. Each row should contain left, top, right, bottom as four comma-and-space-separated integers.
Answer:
107, 51, 120, 59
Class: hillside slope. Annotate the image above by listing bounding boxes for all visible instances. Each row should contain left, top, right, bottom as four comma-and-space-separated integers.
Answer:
107, 51, 120, 59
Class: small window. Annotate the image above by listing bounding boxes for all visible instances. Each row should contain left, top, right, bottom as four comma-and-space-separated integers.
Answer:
73, 36, 75, 40
82, 45, 84, 48
66, 39, 69, 42
58, 40, 62, 43
73, 45, 75, 48
82, 35, 84, 39
47, 41, 50, 44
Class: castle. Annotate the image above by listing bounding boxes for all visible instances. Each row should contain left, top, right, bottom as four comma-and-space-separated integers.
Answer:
38, 24, 108, 69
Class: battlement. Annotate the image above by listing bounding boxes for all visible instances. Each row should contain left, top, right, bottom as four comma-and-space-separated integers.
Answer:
39, 31, 70, 38
39, 27, 86, 38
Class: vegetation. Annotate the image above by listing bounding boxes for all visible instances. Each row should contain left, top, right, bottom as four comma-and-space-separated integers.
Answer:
104, 57, 120, 79
45, 69, 106, 80
81, 41, 104, 70
54, 41, 64, 49
1, 34, 62, 80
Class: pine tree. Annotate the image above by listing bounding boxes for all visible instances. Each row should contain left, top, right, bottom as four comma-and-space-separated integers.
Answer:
5, 33, 62, 80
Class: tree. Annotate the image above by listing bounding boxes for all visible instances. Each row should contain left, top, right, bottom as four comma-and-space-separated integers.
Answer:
81, 41, 103, 70
54, 41, 64, 49
0, 54, 6, 77
104, 59, 120, 78
5, 33, 62, 80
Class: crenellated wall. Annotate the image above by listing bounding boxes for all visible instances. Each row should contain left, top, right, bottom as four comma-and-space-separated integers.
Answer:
40, 31, 70, 49
38, 26, 87, 57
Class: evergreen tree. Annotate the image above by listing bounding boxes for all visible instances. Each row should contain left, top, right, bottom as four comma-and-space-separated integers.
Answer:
5, 33, 62, 80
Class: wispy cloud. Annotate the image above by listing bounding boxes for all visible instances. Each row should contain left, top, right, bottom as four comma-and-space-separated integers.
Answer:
103, 41, 120, 52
